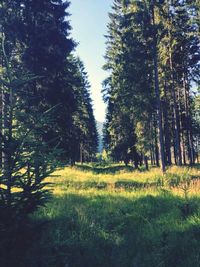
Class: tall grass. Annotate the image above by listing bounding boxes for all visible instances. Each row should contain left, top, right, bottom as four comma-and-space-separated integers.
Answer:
8, 164, 200, 267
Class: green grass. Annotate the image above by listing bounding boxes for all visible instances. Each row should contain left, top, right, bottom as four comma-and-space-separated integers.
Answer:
17, 164, 200, 266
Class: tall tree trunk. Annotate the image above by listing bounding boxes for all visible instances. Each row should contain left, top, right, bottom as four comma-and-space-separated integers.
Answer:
171, 103, 177, 165
150, 117, 156, 166
163, 80, 172, 165
181, 133, 187, 165
183, 71, 195, 165
80, 142, 83, 164
152, 6, 166, 173
166, 1, 182, 166
0, 91, 2, 168
2, 88, 12, 206
144, 156, 149, 170
150, 147, 153, 166
169, 54, 182, 166
1, 34, 13, 206
153, 114, 160, 167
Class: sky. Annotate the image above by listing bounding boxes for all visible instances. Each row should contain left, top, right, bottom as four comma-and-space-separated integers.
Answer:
69, 0, 113, 122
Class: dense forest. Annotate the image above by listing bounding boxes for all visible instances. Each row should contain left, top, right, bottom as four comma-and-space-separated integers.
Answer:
0, 0, 98, 261
103, 0, 200, 172
0, 0, 200, 266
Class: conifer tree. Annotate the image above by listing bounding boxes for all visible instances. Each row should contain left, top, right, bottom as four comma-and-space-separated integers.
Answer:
104, 0, 199, 169
0, 1, 98, 256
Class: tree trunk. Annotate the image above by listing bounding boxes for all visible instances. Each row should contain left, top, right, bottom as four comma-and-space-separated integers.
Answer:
163, 80, 172, 165
1, 34, 13, 206
152, 6, 166, 173
144, 156, 149, 171
183, 71, 195, 165
80, 143, 83, 164
1, 86, 12, 206
169, 53, 182, 166
166, 2, 182, 166
181, 133, 187, 165
153, 114, 160, 167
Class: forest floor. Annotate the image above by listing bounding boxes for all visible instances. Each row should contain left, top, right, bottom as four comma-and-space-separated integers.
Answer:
22, 164, 200, 267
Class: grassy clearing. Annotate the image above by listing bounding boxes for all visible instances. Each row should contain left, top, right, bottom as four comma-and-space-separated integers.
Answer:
19, 164, 200, 267
45, 163, 200, 196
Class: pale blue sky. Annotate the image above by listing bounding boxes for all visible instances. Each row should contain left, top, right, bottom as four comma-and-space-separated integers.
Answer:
70, 0, 113, 122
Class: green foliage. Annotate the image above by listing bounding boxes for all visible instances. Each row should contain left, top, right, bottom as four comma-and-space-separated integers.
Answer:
103, 0, 200, 168
0, 0, 98, 262
0, 38, 62, 263
103, 0, 155, 164
69, 57, 98, 163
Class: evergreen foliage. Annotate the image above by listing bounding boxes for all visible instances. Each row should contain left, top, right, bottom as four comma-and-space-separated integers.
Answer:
103, 0, 200, 170
0, 0, 98, 258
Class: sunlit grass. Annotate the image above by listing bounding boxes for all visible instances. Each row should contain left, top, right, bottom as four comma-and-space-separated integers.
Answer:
21, 164, 200, 266
45, 163, 200, 198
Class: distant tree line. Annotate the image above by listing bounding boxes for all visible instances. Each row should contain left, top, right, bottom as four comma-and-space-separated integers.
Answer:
103, 0, 200, 172
0, 0, 98, 253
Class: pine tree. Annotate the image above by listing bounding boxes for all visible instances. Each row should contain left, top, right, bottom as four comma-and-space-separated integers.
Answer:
104, 0, 199, 170
0, 2, 98, 261
69, 57, 98, 164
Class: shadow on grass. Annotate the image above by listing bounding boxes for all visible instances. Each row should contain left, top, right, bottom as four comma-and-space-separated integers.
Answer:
55, 179, 162, 191
192, 164, 200, 171
75, 163, 200, 175
75, 164, 135, 174
5, 192, 200, 267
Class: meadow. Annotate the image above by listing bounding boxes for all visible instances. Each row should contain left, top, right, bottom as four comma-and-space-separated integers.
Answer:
14, 164, 200, 267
